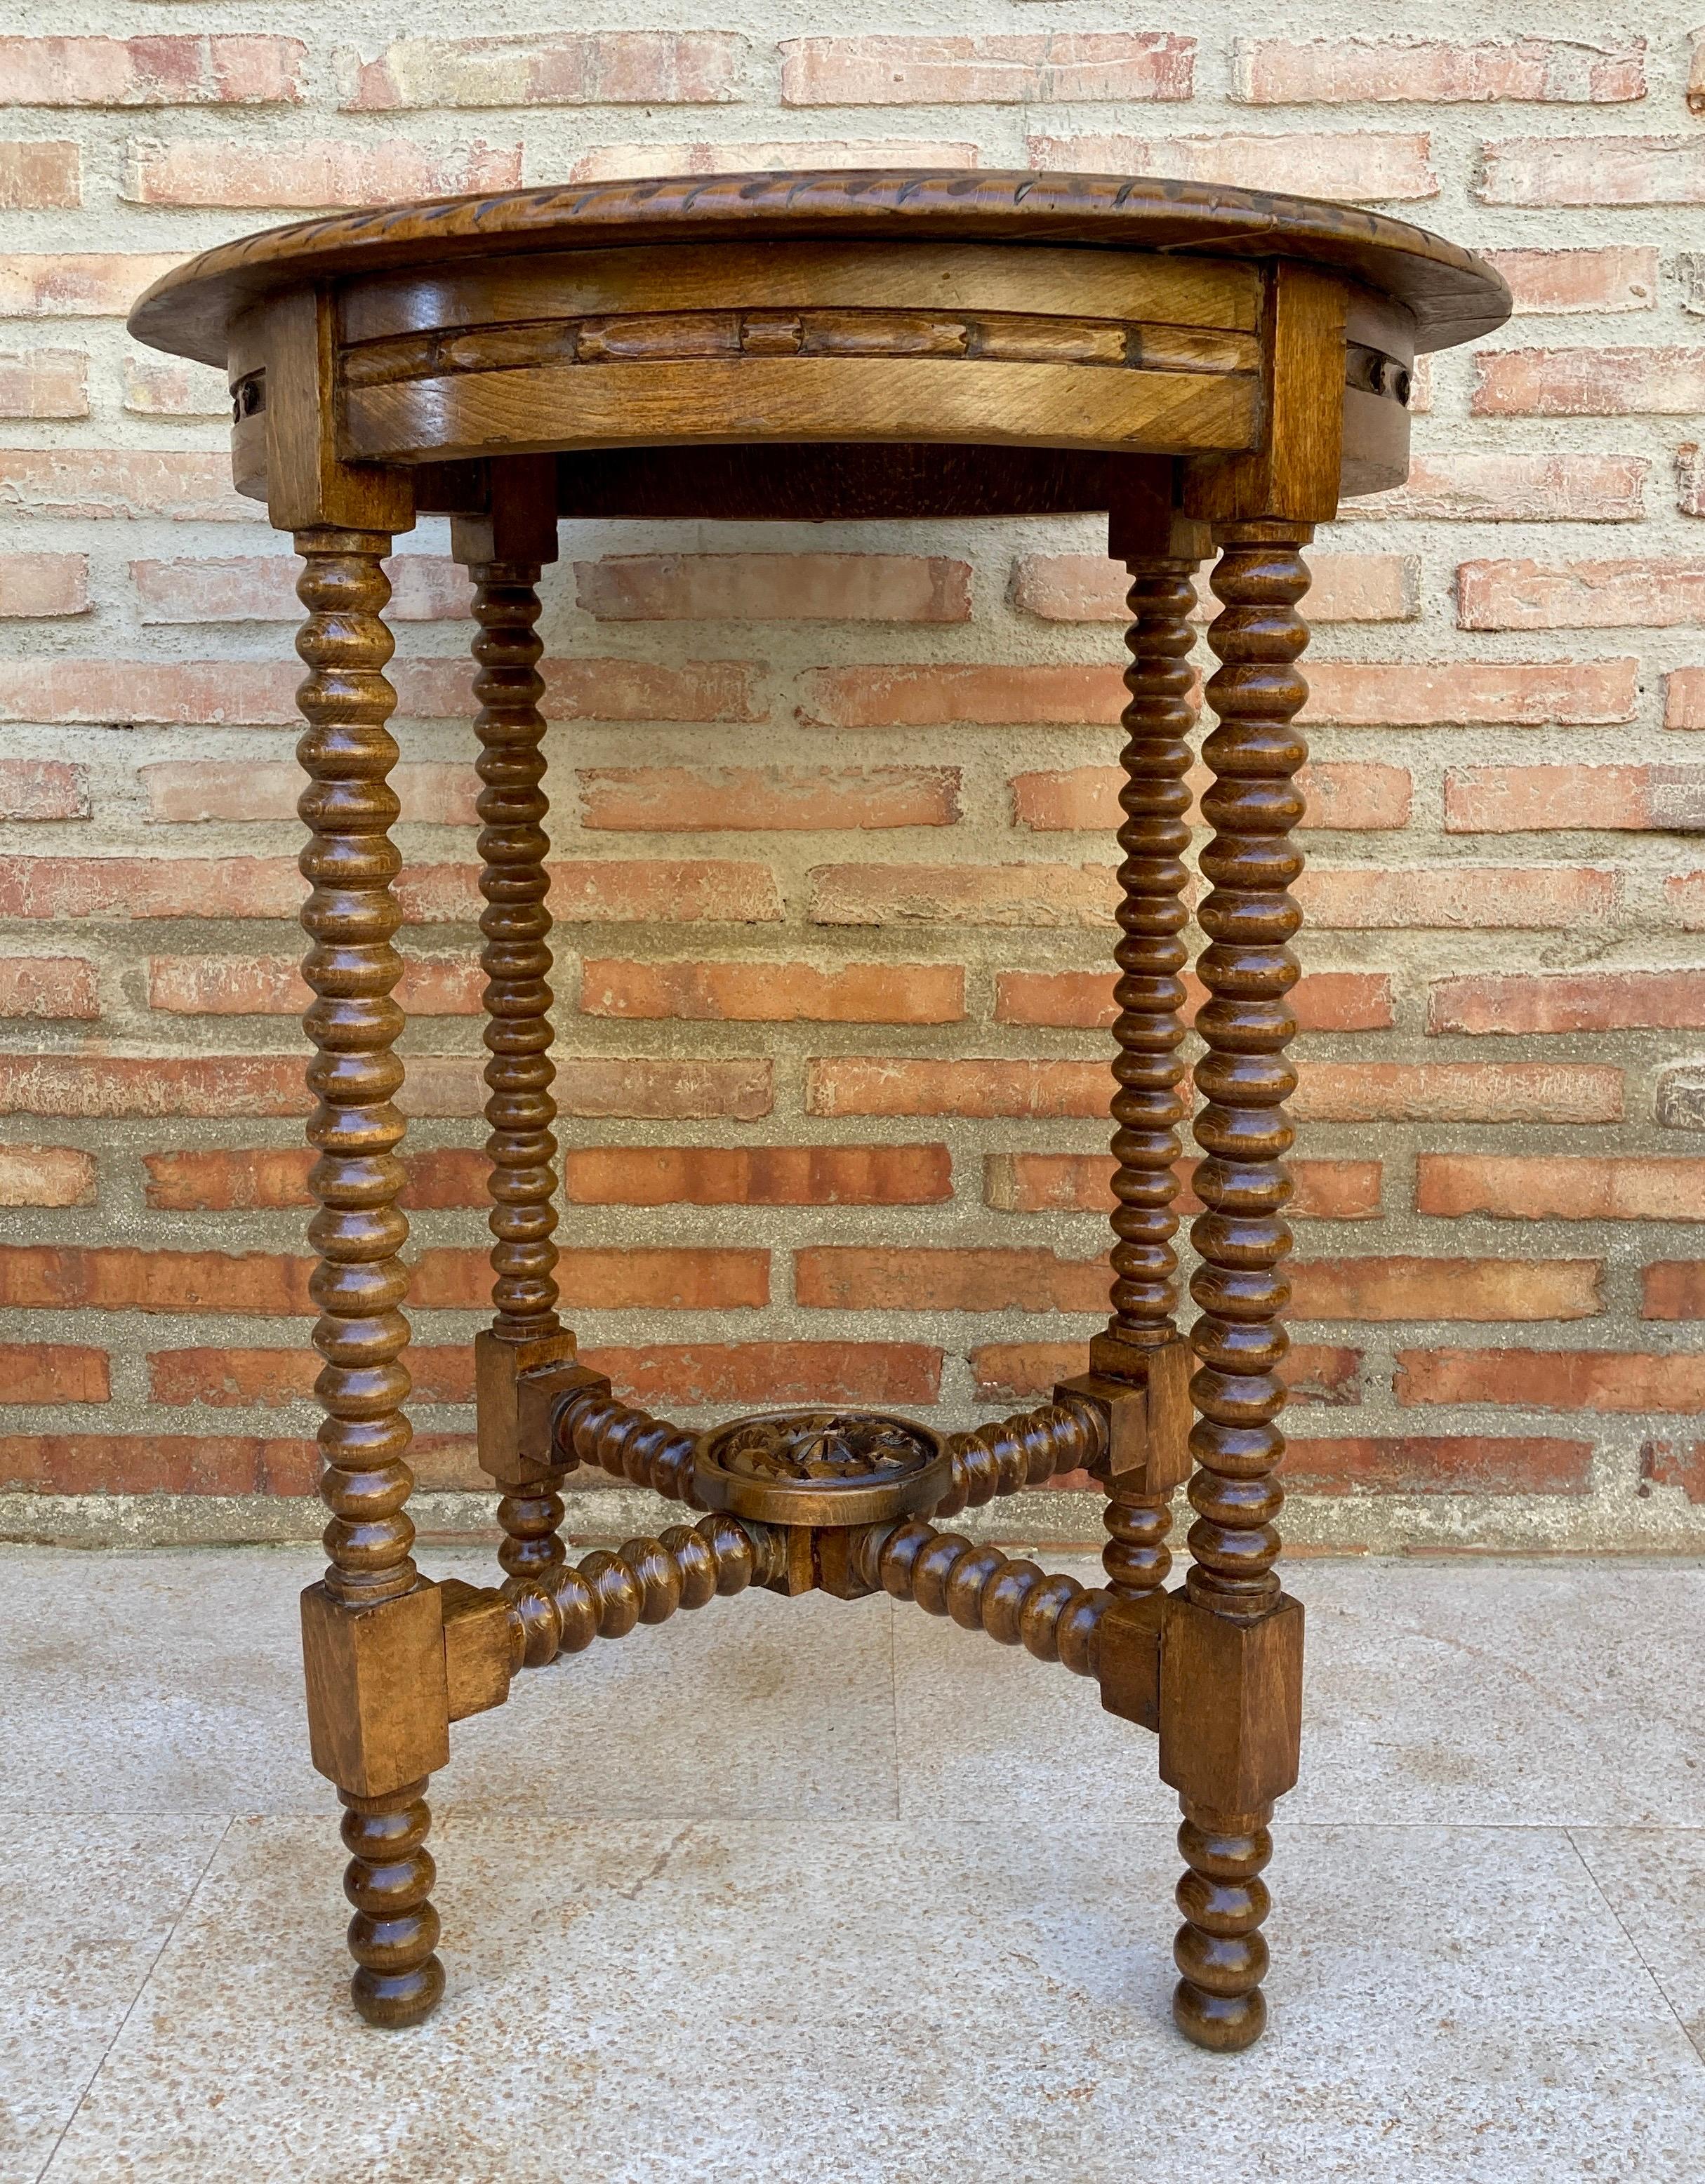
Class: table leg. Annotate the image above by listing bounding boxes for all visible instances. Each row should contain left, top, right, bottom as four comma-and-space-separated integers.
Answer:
294, 526, 444, 2027
1165, 519, 1311, 2051
1098, 552, 1199, 1601
465, 555, 568, 1585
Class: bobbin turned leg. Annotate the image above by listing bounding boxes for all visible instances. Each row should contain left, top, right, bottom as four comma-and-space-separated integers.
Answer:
1061, 504, 1207, 1609
251, 288, 451, 2025
1160, 521, 1311, 2052
293, 528, 447, 2027
449, 460, 599, 1609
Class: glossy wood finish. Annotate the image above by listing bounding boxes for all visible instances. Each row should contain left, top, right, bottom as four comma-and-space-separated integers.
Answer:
1167, 524, 1314, 2049
124, 166, 1506, 2056
128, 168, 1511, 371
1095, 553, 1201, 1606
851, 1517, 1111, 1677
292, 528, 443, 2023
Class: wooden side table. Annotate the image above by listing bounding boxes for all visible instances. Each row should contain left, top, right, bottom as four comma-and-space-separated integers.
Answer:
129, 171, 1508, 2051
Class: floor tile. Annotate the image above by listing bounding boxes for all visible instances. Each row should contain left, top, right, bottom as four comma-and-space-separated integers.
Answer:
0, 1550, 324, 1818
0, 1817, 227, 2184
1570, 1828, 1705, 2060
0, 1548, 900, 1824
41, 1818, 1705, 2184
893, 1556, 1705, 1828
1298, 1559, 1705, 1825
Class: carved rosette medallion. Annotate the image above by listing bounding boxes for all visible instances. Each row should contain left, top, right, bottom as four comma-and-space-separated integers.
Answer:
693, 1408, 950, 1528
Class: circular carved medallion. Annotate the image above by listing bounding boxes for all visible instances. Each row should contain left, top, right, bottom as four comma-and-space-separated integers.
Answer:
693, 1407, 949, 1527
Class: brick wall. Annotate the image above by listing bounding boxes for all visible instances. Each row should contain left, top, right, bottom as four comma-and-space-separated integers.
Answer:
2, 4, 1704, 1552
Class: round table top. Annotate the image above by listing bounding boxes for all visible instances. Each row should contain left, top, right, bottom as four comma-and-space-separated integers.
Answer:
128, 167, 1511, 371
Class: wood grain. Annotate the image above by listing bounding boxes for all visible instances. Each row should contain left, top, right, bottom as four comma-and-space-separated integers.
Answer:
127, 168, 1510, 371
344, 355, 1261, 465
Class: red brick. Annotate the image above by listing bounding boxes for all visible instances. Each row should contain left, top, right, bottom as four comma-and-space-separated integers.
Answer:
121, 357, 227, 419
1290, 1257, 1600, 1321
1028, 131, 1435, 202
580, 958, 963, 1024
0, 957, 98, 1020
1329, 863, 1631, 935
0, 36, 305, 106
1299, 864, 1616, 931
797, 1246, 1107, 1314
1296, 1063, 1622, 1125
141, 1145, 481, 1214
0, 1434, 317, 1496
1343, 452, 1646, 523
971, 1339, 1361, 1406
142, 1149, 315, 1213
983, 1152, 1381, 1221
561, 1144, 953, 1207
1011, 549, 1417, 624
807, 1058, 1111, 1120
800, 662, 1124, 730
1667, 671, 1705, 730
1009, 760, 1407, 832
549, 1058, 772, 1122
0, 451, 256, 519
566, 139, 981, 183
576, 552, 971, 622
397, 655, 763, 724
781, 34, 1193, 105
131, 554, 472, 622
993, 967, 1394, 1034
0, 139, 79, 207
1643, 1265, 1705, 1319
1429, 970, 1705, 1034
398, 861, 783, 927
0, 349, 88, 419
0, 856, 300, 919
0, 758, 88, 818
0, 1246, 313, 1314
0, 1343, 106, 1404
810, 863, 1114, 928
1483, 247, 1657, 314
1398, 1348, 1705, 1413
1304, 658, 1637, 725
0, 661, 294, 724
0, 1055, 307, 1120
1233, 36, 1644, 103
145, 953, 481, 1017
1474, 347, 1705, 417
1640, 1440, 1705, 1502
1445, 763, 1705, 833
1418, 1155, 1705, 1221
1282, 1436, 1592, 1494
583, 1342, 942, 1409
0, 254, 183, 318
1480, 136, 1705, 206
578, 764, 961, 831
341, 32, 741, 109
411, 1247, 769, 1313
1459, 558, 1705, 629
124, 137, 521, 207
0, 655, 755, 726
140, 759, 477, 825
147, 1344, 473, 1408
557, 861, 782, 925
0, 1146, 96, 1208
0, 553, 88, 618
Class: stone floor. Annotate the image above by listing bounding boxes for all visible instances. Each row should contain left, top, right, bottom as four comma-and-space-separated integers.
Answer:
1, 1545, 1701, 2184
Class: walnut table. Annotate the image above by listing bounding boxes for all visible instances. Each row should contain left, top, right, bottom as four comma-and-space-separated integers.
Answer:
128, 171, 1508, 2052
